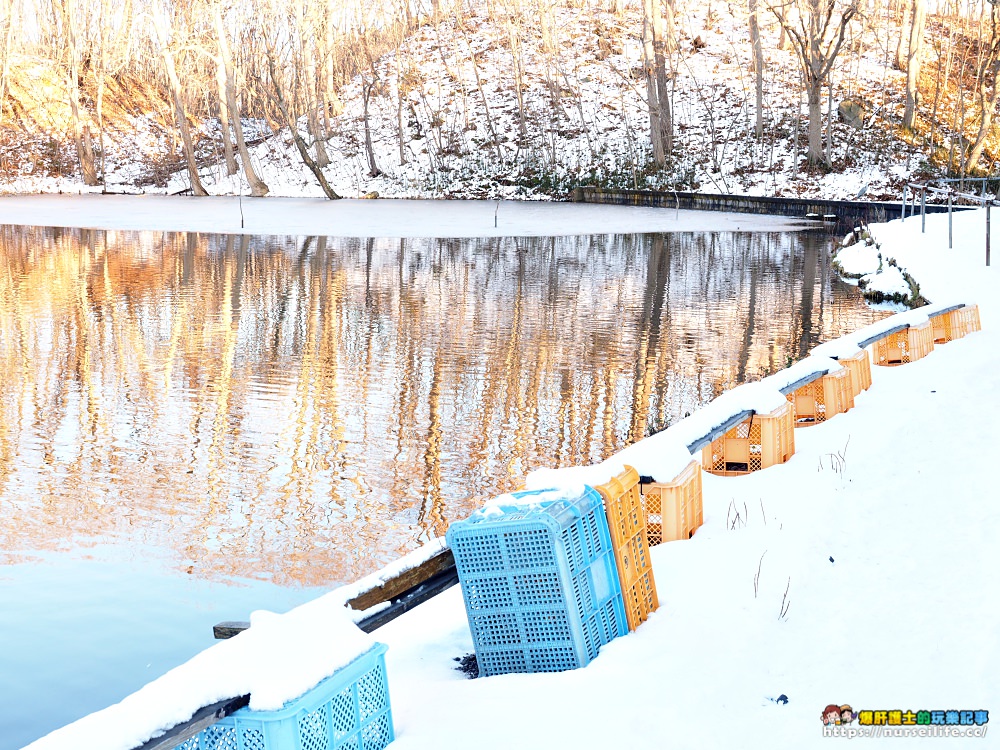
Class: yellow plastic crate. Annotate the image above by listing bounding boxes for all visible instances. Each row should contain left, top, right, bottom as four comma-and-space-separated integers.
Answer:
932, 309, 960, 344
871, 320, 934, 366
786, 367, 854, 427
958, 304, 982, 337
595, 465, 658, 631
701, 402, 795, 476
642, 460, 703, 545
932, 305, 982, 343
839, 348, 872, 398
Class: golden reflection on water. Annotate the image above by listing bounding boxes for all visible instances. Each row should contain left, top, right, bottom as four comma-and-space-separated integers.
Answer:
0, 227, 885, 588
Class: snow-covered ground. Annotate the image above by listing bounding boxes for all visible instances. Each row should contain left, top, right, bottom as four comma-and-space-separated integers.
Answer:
21, 202, 998, 750
0, 194, 809, 236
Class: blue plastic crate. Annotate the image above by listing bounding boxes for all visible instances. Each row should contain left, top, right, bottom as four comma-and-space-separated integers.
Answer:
179, 643, 393, 750
446, 487, 628, 677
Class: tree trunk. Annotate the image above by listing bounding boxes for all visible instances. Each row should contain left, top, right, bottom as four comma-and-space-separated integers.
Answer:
749, 0, 764, 139
215, 59, 238, 175
965, 81, 998, 171
65, 0, 99, 185
214, 5, 268, 196
153, 7, 207, 196
642, 0, 664, 165
653, 0, 673, 155
807, 79, 824, 165
903, 0, 926, 130
362, 78, 381, 178
895, 0, 911, 72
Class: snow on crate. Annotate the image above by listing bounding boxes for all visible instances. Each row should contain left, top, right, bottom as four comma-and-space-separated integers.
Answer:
23, 569, 387, 750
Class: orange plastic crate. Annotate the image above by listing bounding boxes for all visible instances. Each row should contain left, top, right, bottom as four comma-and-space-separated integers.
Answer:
786, 367, 854, 427
642, 460, 703, 545
958, 304, 982, 337
595, 465, 658, 631
932, 309, 960, 344
701, 402, 795, 476
870, 320, 934, 366
838, 348, 872, 398
932, 305, 982, 343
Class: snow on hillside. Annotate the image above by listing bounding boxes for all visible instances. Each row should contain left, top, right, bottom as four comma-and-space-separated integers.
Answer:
2, 2, 930, 202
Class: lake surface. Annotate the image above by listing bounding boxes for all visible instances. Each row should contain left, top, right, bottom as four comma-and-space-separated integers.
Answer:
0, 226, 886, 747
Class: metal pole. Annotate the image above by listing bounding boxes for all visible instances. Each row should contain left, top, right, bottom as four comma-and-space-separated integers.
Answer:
988, 203, 992, 267
948, 193, 953, 249
902, 185, 908, 221
921, 188, 926, 233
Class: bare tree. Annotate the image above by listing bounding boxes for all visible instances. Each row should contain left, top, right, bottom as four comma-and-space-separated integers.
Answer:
902, 0, 926, 131
265, 44, 342, 198
213, 3, 268, 196
62, 0, 99, 184
152, 2, 208, 195
965, 2, 1000, 171
770, 0, 859, 166
642, 0, 673, 165
749, 0, 765, 139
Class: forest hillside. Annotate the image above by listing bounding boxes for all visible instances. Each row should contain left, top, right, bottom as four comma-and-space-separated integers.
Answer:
0, 0, 995, 201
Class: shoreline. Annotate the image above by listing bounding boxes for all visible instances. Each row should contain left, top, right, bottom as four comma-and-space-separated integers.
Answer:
0, 194, 813, 238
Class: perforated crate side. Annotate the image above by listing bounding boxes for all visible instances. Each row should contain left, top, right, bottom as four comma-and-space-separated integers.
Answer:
871, 329, 910, 366
189, 644, 393, 750
787, 379, 824, 426
643, 460, 701, 543
825, 367, 854, 416
967, 304, 982, 334
759, 402, 794, 470
839, 349, 872, 396
447, 490, 627, 677
957, 304, 982, 337
594, 465, 658, 630
908, 320, 934, 361
595, 465, 645, 551
464, 539, 628, 677
932, 310, 958, 343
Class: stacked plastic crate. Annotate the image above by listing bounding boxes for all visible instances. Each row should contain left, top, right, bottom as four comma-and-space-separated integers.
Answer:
594, 466, 658, 631
786, 367, 854, 427
837, 349, 872, 398
446, 487, 628, 676
871, 322, 935, 366
701, 403, 795, 476
640, 461, 703, 545
181, 644, 394, 750
958, 304, 982, 336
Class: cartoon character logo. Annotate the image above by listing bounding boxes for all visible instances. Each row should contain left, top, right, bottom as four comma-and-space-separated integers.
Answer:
822, 704, 842, 726
840, 705, 857, 725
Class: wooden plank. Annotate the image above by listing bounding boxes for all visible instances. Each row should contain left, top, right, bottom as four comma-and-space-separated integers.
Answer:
213, 621, 250, 639
134, 695, 250, 750
346, 547, 455, 612
212, 557, 461, 642
356, 566, 460, 633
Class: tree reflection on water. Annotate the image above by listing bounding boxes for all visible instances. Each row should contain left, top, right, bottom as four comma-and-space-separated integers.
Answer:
0, 227, 884, 587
